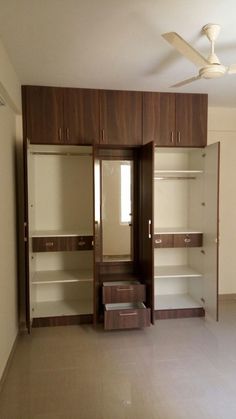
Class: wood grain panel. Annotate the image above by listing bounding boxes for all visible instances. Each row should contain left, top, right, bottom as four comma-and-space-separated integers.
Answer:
143, 92, 161, 144
191, 94, 208, 147
100, 90, 142, 145
175, 93, 207, 147
102, 283, 145, 304
143, 92, 175, 146
159, 93, 176, 146
154, 234, 173, 248
32, 314, 93, 327
173, 233, 203, 248
73, 236, 94, 251
64, 88, 99, 144
155, 307, 205, 319
32, 236, 93, 252
23, 86, 64, 144
104, 307, 150, 330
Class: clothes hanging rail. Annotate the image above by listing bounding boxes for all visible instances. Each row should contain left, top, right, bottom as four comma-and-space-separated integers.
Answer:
154, 176, 196, 180
31, 151, 92, 157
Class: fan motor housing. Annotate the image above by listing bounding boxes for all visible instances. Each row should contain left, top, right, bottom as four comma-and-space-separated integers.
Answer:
200, 64, 226, 79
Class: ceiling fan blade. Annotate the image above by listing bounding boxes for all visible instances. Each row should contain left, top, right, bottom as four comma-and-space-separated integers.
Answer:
162, 32, 209, 67
171, 75, 201, 88
228, 64, 236, 74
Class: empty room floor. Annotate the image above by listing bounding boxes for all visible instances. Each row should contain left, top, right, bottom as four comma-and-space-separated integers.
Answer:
1, 301, 236, 419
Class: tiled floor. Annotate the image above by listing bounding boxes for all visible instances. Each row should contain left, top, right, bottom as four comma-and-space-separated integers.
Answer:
1, 301, 236, 418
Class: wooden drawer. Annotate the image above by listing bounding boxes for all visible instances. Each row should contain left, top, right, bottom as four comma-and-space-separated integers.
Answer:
71, 236, 94, 251
103, 281, 145, 304
104, 303, 150, 330
32, 236, 93, 252
154, 234, 173, 248
173, 233, 203, 248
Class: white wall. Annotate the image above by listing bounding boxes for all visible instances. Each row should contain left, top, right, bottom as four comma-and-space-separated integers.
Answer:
208, 107, 236, 295
0, 39, 20, 380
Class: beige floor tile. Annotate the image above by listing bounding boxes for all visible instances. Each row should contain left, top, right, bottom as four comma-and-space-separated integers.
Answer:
1, 302, 236, 419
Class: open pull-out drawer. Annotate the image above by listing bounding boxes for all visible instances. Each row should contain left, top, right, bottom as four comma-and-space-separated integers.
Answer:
104, 303, 151, 330
103, 281, 146, 304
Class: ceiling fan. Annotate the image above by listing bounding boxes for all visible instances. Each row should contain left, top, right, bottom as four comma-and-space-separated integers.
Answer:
162, 24, 236, 87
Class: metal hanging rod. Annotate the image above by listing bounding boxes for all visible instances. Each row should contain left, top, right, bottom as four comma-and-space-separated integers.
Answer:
30, 151, 92, 157
154, 176, 196, 180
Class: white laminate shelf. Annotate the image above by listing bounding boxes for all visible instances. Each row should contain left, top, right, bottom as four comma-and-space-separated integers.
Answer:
32, 299, 93, 317
154, 228, 203, 234
154, 265, 202, 279
32, 269, 93, 284
105, 302, 146, 311
103, 281, 140, 286
155, 294, 202, 310
31, 230, 93, 238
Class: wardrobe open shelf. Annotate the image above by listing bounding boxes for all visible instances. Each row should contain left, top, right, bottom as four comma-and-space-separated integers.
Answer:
31, 269, 93, 284
33, 300, 93, 317
155, 294, 202, 310
154, 266, 202, 279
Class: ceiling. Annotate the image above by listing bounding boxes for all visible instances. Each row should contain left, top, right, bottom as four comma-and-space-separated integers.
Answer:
1, 0, 236, 106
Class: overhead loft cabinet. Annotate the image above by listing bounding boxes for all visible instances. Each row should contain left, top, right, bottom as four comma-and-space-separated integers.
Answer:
153, 144, 220, 320
26, 144, 94, 328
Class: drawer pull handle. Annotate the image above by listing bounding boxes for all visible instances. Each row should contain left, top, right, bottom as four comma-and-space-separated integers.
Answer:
78, 241, 86, 246
148, 219, 152, 239
45, 242, 54, 247
184, 238, 191, 243
155, 239, 162, 244
116, 287, 134, 291
119, 312, 137, 316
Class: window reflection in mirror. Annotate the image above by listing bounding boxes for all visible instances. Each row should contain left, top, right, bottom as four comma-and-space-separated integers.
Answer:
102, 160, 133, 262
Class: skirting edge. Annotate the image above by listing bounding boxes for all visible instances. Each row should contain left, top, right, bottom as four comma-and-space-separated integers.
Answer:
0, 332, 19, 394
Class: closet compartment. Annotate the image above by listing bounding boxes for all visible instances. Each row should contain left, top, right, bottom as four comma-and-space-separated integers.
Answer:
104, 303, 151, 330
154, 247, 205, 318
154, 145, 219, 320
103, 281, 146, 304
27, 144, 94, 327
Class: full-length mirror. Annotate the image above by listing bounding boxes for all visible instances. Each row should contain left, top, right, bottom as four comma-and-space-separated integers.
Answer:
102, 160, 133, 262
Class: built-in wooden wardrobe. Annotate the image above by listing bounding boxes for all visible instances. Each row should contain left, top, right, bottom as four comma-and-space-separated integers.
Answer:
21, 85, 219, 332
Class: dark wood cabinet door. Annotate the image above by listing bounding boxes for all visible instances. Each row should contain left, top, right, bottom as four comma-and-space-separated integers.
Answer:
138, 142, 154, 323
100, 90, 142, 145
23, 86, 64, 144
143, 92, 175, 146
63, 88, 99, 144
175, 93, 207, 147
